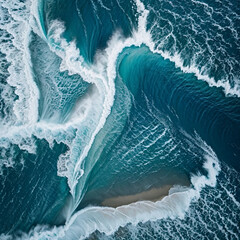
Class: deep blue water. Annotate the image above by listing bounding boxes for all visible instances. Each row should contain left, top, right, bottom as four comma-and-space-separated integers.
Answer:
0, 0, 239, 239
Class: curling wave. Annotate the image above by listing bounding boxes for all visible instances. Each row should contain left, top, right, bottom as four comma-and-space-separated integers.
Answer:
0, 0, 240, 239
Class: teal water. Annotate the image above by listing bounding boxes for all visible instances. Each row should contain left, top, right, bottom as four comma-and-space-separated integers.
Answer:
0, 0, 239, 239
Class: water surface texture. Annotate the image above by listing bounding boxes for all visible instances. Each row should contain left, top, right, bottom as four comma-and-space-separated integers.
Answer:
0, 0, 239, 239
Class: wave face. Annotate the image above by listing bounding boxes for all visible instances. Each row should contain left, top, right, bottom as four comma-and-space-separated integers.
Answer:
0, 0, 239, 239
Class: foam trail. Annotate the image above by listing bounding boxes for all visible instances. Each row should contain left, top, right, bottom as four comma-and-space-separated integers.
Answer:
44, 21, 114, 194
157, 52, 240, 97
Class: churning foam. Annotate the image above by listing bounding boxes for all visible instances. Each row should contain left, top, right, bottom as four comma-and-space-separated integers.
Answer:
0, 0, 39, 126
0, 0, 228, 239
0, 0, 225, 218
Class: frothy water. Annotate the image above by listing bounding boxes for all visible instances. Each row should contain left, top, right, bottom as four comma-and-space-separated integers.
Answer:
0, 0, 239, 239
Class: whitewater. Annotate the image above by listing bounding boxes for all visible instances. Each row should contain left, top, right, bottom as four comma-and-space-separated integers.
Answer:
0, 0, 239, 239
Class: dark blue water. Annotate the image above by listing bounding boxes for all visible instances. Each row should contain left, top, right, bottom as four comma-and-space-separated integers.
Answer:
0, 0, 239, 239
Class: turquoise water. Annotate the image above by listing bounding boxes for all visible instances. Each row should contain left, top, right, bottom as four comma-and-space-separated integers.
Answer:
0, 0, 239, 239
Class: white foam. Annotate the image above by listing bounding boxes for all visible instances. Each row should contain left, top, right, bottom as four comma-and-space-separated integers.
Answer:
0, 0, 40, 170
157, 52, 240, 97
0, 0, 226, 202
19, 0, 228, 217
0, 0, 228, 238
0, 0, 40, 126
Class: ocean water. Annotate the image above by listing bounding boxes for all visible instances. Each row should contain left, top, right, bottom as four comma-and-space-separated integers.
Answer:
0, 0, 239, 239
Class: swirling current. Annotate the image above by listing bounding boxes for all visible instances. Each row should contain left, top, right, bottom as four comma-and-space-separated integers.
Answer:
0, 0, 239, 239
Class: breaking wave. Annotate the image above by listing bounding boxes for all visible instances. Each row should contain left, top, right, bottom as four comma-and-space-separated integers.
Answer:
0, 0, 239, 239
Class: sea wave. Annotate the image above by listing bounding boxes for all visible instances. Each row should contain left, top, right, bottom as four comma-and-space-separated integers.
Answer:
0, 0, 239, 239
